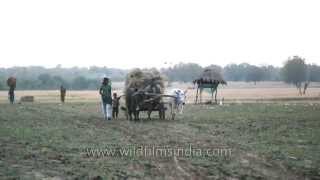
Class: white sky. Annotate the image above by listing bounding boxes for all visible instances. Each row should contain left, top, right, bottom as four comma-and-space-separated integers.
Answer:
1, 0, 320, 69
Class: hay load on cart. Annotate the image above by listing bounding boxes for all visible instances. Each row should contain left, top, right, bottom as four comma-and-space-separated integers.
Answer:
124, 68, 168, 121
125, 68, 165, 94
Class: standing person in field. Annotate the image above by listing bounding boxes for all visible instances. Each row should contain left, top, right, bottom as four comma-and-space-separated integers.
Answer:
99, 77, 112, 120
112, 93, 121, 119
7, 77, 16, 104
8, 86, 15, 104
60, 85, 67, 103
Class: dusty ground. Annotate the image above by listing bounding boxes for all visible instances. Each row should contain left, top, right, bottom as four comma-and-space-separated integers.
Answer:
0, 102, 319, 179
0, 82, 320, 179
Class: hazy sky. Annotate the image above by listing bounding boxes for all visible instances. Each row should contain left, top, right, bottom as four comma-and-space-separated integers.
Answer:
1, 0, 319, 69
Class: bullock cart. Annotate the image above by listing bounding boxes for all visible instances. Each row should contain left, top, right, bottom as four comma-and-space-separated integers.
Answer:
124, 69, 175, 121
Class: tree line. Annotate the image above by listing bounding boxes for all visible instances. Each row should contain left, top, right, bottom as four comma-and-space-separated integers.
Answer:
161, 57, 320, 85
0, 56, 319, 90
0, 66, 127, 90
161, 63, 282, 83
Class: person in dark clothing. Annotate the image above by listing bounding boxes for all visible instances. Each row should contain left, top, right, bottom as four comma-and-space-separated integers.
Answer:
8, 86, 15, 104
99, 78, 112, 120
60, 85, 67, 103
7, 77, 16, 104
112, 93, 121, 119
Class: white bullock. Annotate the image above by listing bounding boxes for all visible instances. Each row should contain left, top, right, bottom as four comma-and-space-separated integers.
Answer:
167, 89, 187, 120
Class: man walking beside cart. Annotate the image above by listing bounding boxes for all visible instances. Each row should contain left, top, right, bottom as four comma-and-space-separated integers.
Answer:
99, 77, 112, 120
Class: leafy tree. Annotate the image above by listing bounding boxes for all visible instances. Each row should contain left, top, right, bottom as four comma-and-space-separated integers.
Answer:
223, 63, 251, 81
72, 76, 89, 90
52, 75, 69, 88
0, 80, 4, 90
308, 64, 320, 82
38, 73, 51, 82
16, 78, 35, 89
223, 64, 240, 81
162, 63, 203, 82
246, 65, 265, 84
282, 56, 308, 95
38, 73, 55, 89
261, 65, 281, 81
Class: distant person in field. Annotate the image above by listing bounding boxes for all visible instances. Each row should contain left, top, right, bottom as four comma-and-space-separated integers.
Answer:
303, 82, 309, 95
60, 85, 67, 103
7, 77, 16, 104
8, 86, 15, 104
99, 77, 112, 120
112, 93, 120, 119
